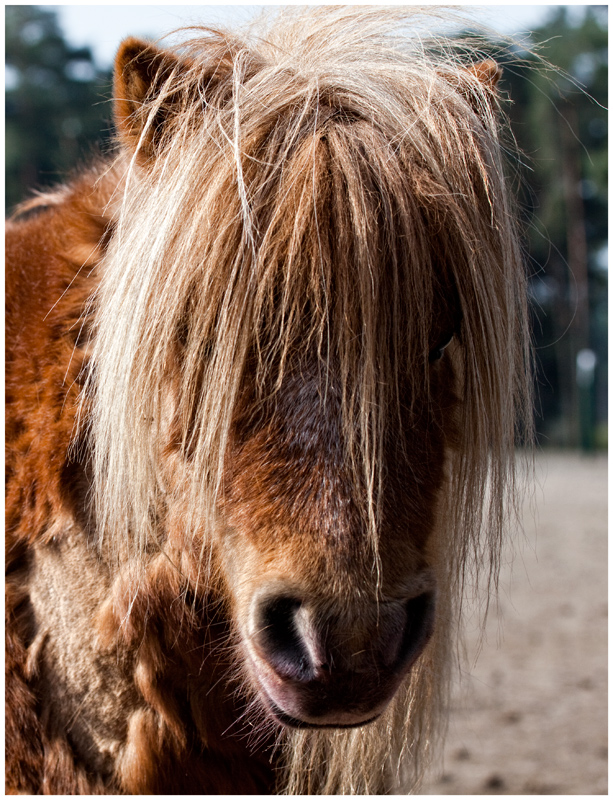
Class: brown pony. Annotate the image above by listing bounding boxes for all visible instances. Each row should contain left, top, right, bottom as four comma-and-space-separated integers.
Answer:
6, 8, 532, 794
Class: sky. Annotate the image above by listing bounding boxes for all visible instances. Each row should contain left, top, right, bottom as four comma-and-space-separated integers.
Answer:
47, 4, 590, 69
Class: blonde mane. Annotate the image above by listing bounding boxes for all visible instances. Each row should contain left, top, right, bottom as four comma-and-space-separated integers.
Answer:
84, 8, 532, 792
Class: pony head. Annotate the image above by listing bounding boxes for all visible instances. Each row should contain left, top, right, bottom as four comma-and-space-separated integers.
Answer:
86, 8, 531, 790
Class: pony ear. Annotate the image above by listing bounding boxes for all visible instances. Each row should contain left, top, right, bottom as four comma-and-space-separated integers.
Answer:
441, 59, 502, 121
114, 37, 189, 161
466, 59, 502, 89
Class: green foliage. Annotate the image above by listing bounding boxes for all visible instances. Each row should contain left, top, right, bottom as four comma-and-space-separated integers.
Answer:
509, 7, 607, 256
501, 6, 607, 447
6, 5, 113, 211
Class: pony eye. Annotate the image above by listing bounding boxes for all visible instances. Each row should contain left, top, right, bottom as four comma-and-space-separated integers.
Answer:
429, 333, 454, 363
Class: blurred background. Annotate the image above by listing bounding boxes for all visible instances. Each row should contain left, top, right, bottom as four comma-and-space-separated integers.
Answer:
5, 4, 608, 452
4, 6, 608, 794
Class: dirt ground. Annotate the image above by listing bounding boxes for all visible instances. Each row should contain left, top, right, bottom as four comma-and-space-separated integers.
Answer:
424, 450, 607, 795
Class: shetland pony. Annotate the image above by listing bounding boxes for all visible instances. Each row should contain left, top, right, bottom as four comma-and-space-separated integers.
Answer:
6, 8, 532, 794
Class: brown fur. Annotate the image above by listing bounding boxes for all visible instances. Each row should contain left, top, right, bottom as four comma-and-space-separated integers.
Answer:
6, 8, 531, 794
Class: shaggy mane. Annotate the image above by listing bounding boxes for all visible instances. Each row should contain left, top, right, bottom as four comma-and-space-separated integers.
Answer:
81, 7, 532, 792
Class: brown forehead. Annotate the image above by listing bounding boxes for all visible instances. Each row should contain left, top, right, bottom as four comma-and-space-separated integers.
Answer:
222, 357, 455, 535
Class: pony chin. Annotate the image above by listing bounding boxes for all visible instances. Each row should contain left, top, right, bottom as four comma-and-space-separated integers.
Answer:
248, 651, 413, 730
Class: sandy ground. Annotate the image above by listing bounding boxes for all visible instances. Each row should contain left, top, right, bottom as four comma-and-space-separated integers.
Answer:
424, 451, 607, 795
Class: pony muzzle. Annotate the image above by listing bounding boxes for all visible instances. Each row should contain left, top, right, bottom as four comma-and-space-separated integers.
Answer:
246, 583, 436, 728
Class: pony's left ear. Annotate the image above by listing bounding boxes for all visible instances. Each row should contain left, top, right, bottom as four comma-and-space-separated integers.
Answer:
114, 37, 190, 162
443, 58, 502, 120
466, 59, 502, 90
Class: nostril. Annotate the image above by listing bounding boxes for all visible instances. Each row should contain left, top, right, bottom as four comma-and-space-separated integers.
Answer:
257, 595, 313, 681
393, 590, 436, 671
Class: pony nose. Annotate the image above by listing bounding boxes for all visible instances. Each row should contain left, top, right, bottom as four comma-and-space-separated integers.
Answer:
251, 588, 436, 683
